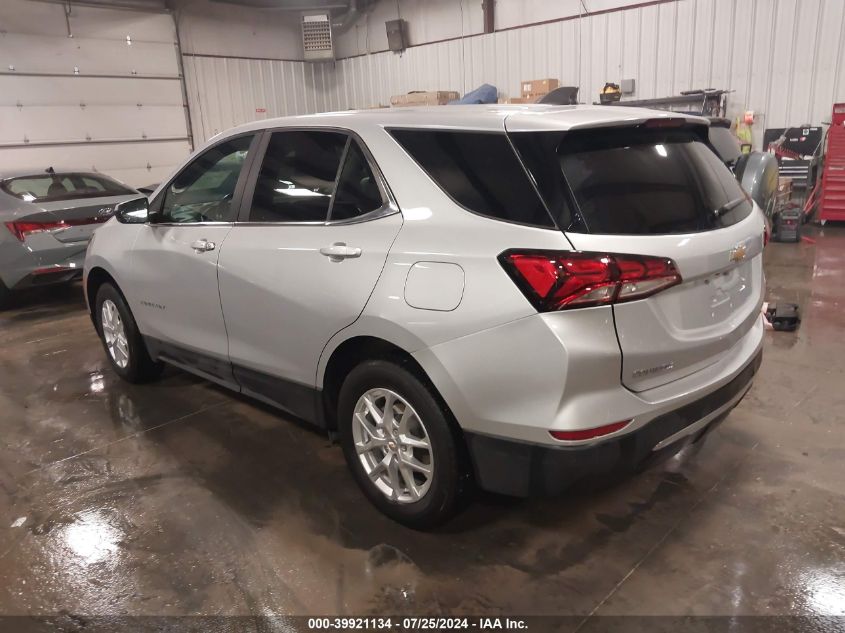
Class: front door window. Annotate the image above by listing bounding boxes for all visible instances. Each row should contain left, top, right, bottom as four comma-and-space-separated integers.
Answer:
160, 135, 254, 223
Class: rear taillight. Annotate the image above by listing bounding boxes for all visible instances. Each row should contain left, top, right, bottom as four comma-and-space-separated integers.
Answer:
500, 250, 682, 311
5, 220, 64, 242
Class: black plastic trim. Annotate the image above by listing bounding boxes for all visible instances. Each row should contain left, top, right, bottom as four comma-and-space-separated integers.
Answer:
233, 365, 324, 426
145, 337, 325, 427
145, 337, 237, 388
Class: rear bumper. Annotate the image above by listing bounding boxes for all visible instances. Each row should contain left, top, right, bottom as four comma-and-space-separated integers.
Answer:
0, 240, 86, 289
12, 265, 83, 289
465, 349, 762, 497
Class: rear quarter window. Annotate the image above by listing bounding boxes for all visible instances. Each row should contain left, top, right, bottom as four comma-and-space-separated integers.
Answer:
389, 129, 554, 228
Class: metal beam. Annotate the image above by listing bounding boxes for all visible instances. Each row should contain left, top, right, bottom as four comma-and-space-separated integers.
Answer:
0, 137, 189, 149
208, 0, 347, 8
27, 0, 170, 14
0, 71, 181, 80
173, 19, 195, 151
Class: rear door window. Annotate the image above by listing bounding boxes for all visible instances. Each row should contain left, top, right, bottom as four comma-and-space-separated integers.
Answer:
511, 127, 753, 235
390, 129, 554, 228
248, 130, 347, 223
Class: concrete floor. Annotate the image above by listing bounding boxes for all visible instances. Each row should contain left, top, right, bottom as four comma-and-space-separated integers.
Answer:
0, 226, 843, 626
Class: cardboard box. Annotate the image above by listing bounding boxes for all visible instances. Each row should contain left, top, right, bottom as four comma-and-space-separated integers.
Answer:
501, 96, 536, 104
390, 91, 459, 107
521, 78, 559, 97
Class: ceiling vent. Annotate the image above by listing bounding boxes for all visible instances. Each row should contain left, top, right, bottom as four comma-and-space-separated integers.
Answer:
302, 13, 334, 62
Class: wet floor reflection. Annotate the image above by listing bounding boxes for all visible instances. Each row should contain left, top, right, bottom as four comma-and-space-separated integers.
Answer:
60, 510, 121, 565
0, 227, 844, 618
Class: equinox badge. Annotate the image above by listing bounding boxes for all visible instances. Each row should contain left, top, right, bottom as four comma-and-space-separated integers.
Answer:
633, 362, 675, 378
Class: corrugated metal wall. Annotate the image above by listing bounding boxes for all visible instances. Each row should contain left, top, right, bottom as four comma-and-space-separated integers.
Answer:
183, 0, 845, 149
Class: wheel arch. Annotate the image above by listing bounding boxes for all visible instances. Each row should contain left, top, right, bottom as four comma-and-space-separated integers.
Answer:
321, 335, 421, 430
319, 329, 458, 435
85, 265, 125, 330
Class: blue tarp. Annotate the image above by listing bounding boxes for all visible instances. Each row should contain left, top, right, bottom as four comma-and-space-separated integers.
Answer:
450, 83, 498, 105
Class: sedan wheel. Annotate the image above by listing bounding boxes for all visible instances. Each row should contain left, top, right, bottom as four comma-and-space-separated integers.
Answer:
352, 388, 434, 503
101, 299, 129, 369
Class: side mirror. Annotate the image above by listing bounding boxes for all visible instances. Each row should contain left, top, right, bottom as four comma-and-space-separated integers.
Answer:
115, 196, 152, 224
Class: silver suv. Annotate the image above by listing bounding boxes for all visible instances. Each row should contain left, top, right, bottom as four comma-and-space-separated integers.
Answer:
84, 106, 765, 527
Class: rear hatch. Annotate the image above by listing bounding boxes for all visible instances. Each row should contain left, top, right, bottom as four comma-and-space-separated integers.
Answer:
509, 117, 765, 392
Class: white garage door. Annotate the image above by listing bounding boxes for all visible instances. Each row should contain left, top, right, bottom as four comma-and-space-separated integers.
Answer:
0, 0, 191, 189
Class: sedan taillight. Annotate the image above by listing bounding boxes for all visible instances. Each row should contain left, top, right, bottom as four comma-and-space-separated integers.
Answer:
5, 215, 109, 242
5, 220, 64, 242
500, 250, 682, 311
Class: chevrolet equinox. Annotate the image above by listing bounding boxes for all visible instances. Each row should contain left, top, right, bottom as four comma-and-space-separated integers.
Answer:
84, 105, 765, 528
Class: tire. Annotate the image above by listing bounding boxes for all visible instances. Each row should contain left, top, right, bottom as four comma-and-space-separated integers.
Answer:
338, 360, 469, 529
95, 283, 162, 383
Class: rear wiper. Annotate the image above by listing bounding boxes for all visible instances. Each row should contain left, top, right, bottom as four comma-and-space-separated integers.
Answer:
714, 196, 746, 218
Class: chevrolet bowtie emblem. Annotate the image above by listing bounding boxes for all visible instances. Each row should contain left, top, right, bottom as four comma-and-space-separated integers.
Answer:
729, 243, 747, 263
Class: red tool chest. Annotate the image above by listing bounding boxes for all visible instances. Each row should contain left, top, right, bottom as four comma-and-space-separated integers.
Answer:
820, 103, 845, 223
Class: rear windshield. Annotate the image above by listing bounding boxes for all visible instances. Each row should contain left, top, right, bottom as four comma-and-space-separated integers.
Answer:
1, 173, 135, 203
511, 127, 753, 235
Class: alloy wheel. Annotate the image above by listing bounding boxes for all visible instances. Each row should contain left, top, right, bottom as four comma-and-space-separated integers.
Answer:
352, 388, 434, 503
101, 299, 129, 369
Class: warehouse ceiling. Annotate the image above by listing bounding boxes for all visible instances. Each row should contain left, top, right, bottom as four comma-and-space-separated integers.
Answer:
27, 0, 355, 10
208, 0, 349, 7
28, 0, 169, 10
26, 0, 370, 36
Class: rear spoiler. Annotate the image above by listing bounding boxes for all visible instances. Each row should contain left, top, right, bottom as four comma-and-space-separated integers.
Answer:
506, 117, 711, 146
505, 110, 710, 141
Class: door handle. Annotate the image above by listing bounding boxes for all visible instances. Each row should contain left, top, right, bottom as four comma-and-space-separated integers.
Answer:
190, 239, 216, 253
319, 242, 362, 262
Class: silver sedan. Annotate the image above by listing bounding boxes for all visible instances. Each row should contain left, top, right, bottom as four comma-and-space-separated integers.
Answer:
0, 169, 140, 307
